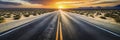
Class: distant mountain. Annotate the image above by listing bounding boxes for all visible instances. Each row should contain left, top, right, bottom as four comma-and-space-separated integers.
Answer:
75, 6, 120, 10
115, 5, 120, 7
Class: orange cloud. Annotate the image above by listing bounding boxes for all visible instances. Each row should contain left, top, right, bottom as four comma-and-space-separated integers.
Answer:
0, 0, 120, 8
54, 0, 120, 8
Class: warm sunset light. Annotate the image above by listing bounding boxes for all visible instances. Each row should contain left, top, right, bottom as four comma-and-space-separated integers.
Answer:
58, 5, 64, 9
0, 0, 120, 8
0, 0, 120, 40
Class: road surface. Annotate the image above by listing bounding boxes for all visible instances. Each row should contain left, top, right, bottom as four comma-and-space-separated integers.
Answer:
0, 10, 120, 40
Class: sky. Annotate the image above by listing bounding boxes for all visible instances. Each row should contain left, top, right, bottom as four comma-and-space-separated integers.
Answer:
0, 0, 120, 8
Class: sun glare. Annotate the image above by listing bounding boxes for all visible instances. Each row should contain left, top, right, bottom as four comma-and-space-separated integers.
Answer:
58, 5, 64, 9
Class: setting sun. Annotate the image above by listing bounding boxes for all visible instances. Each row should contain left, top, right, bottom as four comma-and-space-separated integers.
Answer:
57, 5, 65, 9
58, 6, 63, 8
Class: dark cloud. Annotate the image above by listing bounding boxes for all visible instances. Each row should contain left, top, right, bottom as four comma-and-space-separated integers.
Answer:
115, 5, 120, 7
0, 1, 22, 5
23, 0, 47, 4
96, 2, 118, 4
23, 0, 55, 5
91, 1, 119, 5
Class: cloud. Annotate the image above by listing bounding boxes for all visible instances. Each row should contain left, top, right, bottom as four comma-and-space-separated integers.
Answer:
0, 0, 45, 8
0, 0, 120, 8
92, 0, 119, 4
0, 1, 22, 5
56, 1, 84, 4
23, 0, 55, 5
55, 0, 120, 8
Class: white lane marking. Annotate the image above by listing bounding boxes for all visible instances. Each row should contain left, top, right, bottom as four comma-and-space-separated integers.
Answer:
70, 13, 120, 37
85, 21, 120, 37
0, 22, 31, 36
0, 13, 52, 36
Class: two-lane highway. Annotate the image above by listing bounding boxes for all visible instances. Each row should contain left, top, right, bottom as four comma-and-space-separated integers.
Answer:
0, 10, 120, 40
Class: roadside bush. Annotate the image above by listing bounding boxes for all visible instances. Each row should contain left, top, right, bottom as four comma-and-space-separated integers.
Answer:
90, 15, 94, 18
0, 17, 5, 23
117, 12, 120, 16
4, 14, 11, 18
32, 13, 37, 16
113, 16, 120, 23
85, 13, 89, 16
100, 16, 106, 19
96, 12, 102, 16
38, 13, 41, 15
104, 13, 111, 17
23, 13, 30, 17
80, 13, 84, 15
110, 14, 117, 18
13, 15, 21, 20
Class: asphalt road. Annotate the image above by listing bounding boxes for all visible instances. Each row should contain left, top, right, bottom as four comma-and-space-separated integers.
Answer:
0, 10, 120, 40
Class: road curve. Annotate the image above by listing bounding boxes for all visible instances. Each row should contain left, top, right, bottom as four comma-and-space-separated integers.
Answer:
0, 10, 120, 40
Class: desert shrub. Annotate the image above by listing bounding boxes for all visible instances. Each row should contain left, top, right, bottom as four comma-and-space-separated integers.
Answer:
0, 13, 5, 16
0, 17, 5, 23
23, 13, 30, 17
4, 14, 11, 18
100, 16, 106, 19
114, 18, 120, 23
80, 13, 84, 15
32, 13, 37, 16
117, 12, 120, 16
85, 13, 89, 16
111, 14, 117, 18
96, 12, 102, 15
38, 13, 41, 15
13, 15, 21, 20
113, 16, 120, 23
104, 13, 111, 17
24, 14, 30, 17
90, 15, 94, 18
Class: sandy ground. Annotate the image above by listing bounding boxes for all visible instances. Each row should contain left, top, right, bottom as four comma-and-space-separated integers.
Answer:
66, 12, 120, 34
89, 15, 120, 25
78, 14, 120, 33
0, 14, 43, 32
1, 15, 37, 24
